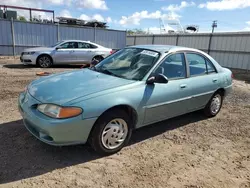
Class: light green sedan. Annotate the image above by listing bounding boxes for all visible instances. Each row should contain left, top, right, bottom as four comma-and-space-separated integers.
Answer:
19, 45, 233, 155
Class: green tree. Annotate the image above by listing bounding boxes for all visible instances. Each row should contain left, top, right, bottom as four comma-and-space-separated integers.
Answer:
18, 16, 27, 21
127, 28, 148, 35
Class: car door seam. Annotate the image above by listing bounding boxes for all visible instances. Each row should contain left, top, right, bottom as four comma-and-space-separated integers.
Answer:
192, 90, 216, 98
144, 96, 192, 109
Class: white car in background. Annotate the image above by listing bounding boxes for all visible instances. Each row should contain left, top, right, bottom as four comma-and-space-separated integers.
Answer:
20, 40, 113, 68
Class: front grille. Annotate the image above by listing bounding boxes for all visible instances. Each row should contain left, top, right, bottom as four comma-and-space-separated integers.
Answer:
24, 59, 32, 62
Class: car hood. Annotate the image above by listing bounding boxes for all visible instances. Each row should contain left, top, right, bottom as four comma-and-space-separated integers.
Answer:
23, 47, 54, 52
28, 69, 135, 105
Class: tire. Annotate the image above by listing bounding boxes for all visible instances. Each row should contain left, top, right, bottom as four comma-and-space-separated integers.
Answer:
92, 56, 104, 64
89, 109, 132, 155
37, 55, 53, 68
204, 92, 223, 117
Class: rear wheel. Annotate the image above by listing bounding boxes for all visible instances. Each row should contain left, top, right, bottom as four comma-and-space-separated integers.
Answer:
92, 56, 104, 65
204, 92, 223, 117
89, 109, 132, 155
37, 55, 53, 68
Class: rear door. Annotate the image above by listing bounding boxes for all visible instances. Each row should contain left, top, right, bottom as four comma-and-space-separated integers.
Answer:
185, 52, 220, 111
53, 42, 78, 63
74, 42, 97, 63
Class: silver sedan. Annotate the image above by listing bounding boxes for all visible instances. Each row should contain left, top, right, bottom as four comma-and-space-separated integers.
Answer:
20, 40, 113, 68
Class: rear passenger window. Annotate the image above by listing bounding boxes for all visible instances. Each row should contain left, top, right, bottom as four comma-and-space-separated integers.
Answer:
78, 42, 92, 49
206, 59, 216, 73
186, 53, 207, 77
90, 44, 98, 48
153, 53, 186, 80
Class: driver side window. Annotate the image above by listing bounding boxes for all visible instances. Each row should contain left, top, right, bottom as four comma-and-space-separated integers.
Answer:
153, 53, 186, 80
59, 42, 78, 49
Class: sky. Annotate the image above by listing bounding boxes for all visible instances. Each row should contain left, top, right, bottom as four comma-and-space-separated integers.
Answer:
1, 0, 250, 33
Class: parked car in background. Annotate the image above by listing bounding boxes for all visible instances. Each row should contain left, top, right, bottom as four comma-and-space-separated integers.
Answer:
20, 40, 113, 68
18, 45, 233, 155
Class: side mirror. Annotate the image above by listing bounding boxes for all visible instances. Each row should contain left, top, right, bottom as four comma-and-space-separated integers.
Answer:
55, 47, 62, 50
146, 74, 169, 84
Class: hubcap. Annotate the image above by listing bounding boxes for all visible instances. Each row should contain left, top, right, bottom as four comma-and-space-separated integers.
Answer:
210, 94, 221, 114
101, 118, 128, 150
39, 56, 51, 67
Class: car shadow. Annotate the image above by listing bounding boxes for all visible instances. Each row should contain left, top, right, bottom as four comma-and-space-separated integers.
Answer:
3, 64, 87, 69
0, 111, 206, 184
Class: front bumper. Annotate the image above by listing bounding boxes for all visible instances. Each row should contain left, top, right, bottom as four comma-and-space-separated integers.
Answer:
20, 53, 37, 65
18, 92, 97, 146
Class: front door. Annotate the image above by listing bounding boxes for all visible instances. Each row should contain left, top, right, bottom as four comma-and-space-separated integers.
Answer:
143, 53, 192, 125
53, 42, 78, 63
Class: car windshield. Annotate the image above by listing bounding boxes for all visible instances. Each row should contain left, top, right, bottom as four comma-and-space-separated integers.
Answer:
93, 48, 160, 81
50, 41, 64, 48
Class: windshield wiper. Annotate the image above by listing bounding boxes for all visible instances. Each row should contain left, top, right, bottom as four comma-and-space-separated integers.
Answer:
90, 66, 124, 78
100, 68, 125, 78
101, 69, 117, 76
89, 66, 97, 71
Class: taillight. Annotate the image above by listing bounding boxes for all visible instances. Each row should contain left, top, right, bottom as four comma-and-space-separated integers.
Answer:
110, 50, 116, 54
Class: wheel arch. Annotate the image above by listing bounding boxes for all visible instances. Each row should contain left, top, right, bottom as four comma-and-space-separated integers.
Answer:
36, 53, 53, 65
87, 104, 138, 142
92, 55, 104, 60
97, 104, 138, 129
215, 88, 225, 97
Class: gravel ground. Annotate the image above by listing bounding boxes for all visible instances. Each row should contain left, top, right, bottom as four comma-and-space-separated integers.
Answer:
0, 59, 250, 188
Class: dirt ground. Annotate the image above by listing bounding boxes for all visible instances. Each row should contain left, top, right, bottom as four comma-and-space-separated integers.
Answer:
0, 59, 250, 188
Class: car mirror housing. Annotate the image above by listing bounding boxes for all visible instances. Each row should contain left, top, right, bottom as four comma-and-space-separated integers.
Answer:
146, 74, 169, 84
55, 47, 62, 50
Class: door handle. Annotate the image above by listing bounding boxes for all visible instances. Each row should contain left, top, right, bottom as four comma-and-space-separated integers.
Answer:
180, 84, 187, 88
70, 50, 75, 53
212, 78, 218, 82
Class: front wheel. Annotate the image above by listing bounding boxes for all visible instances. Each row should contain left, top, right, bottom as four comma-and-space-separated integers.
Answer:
37, 55, 53, 68
89, 109, 132, 155
204, 92, 223, 117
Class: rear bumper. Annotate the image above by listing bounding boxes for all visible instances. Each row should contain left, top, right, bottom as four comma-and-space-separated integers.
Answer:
18, 92, 97, 146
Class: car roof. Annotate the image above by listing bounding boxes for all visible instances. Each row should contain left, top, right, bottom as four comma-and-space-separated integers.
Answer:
129, 45, 201, 54
60, 40, 105, 48
129, 44, 223, 73
62, 40, 93, 43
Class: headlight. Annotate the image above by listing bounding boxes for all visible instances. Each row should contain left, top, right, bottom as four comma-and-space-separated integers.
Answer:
23, 51, 36, 55
37, 104, 82, 119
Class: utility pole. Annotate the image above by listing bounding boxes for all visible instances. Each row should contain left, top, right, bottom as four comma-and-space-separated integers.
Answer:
211, 20, 217, 33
